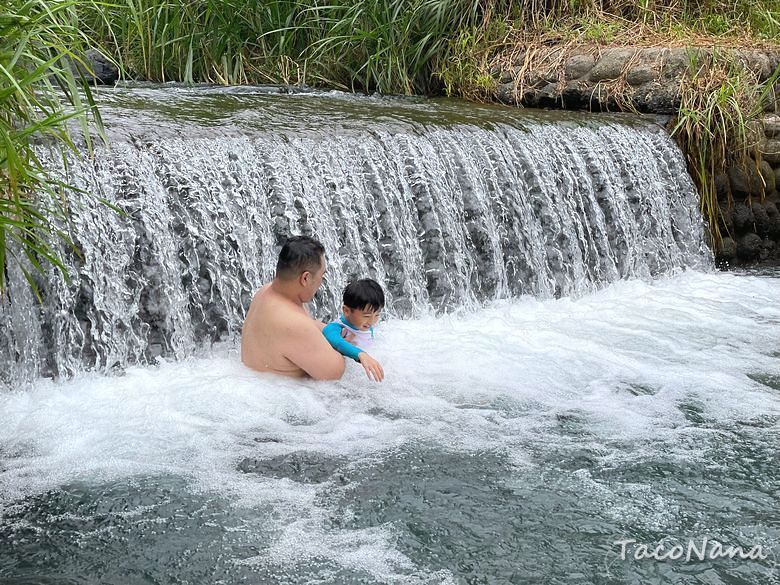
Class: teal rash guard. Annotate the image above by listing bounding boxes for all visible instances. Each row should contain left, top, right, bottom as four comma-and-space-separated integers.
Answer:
322, 315, 374, 362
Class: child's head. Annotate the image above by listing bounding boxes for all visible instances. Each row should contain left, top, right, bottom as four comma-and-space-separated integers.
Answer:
342, 279, 384, 330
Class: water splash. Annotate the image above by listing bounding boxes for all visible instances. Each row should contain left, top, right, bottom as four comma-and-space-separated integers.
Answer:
0, 89, 711, 383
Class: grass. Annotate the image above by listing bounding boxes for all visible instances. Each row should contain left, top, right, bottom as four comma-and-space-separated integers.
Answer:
79, 0, 509, 94
1, 0, 104, 297
3, 0, 778, 292
671, 53, 779, 248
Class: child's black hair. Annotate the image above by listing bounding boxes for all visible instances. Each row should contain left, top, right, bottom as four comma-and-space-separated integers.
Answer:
343, 279, 385, 311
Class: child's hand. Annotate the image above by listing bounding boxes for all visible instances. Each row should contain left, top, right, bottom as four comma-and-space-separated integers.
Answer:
341, 328, 356, 343
358, 353, 384, 382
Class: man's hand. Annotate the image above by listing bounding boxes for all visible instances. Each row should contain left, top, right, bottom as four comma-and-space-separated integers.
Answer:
358, 352, 384, 382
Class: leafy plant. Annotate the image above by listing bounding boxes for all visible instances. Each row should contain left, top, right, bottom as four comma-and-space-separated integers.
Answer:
1, 0, 104, 297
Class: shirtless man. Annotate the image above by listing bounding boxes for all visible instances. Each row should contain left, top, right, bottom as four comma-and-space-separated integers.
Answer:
241, 236, 345, 380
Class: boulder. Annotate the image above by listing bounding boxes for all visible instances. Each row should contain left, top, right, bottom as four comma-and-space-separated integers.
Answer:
632, 82, 680, 114
80, 49, 119, 85
496, 69, 514, 85
764, 83, 780, 112
626, 64, 656, 86
752, 202, 772, 236
759, 239, 776, 262
719, 204, 734, 233
765, 201, 780, 238
719, 236, 737, 261
537, 83, 561, 107
561, 81, 592, 109
764, 114, 780, 139
737, 233, 763, 260
761, 139, 780, 165
759, 160, 776, 193
660, 48, 696, 78
714, 173, 730, 202
495, 83, 517, 104
732, 202, 755, 233
565, 53, 596, 79
589, 48, 636, 81
729, 165, 765, 198
735, 50, 774, 81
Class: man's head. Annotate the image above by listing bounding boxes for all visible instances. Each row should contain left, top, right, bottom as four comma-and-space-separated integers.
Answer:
342, 279, 384, 331
276, 236, 326, 302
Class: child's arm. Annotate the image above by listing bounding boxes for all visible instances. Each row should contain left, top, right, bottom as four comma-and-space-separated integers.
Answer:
322, 323, 363, 362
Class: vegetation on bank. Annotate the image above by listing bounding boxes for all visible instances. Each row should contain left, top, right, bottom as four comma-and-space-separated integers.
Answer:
1, 0, 778, 291
672, 52, 777, 247
0, 0, 103, 295
77, 0, 779, 94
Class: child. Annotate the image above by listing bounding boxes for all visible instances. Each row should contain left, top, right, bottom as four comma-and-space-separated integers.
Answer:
323, 279, 385, 382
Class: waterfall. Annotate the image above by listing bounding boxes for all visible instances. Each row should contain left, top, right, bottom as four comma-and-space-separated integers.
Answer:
0, 88, 712, 384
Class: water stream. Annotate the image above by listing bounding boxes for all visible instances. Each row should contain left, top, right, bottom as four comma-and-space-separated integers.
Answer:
1, 87, 709, 383
0, 88, 777, 584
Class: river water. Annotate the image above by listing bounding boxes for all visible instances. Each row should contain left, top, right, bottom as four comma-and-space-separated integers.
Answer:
0, 88, 778, 584
2, 269, 779, 583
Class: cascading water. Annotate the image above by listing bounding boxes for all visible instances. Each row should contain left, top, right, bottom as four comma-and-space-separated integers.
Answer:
0, 87, 711, 384
1, 88, 778, 585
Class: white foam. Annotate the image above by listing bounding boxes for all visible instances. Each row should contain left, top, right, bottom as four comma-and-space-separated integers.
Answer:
1, 269, 779, 578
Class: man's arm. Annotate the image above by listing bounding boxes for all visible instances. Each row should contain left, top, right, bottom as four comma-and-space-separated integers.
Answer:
282, 318, 346, 380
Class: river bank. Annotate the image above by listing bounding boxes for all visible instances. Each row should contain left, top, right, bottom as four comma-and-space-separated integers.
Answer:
484, 46, 780, 267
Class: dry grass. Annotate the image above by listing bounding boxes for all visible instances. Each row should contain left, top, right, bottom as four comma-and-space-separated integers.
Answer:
441, 14, 779, 251
672, 53, 777, 248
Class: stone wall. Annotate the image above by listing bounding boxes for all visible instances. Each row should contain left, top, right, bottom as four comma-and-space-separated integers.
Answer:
717, 115, 780, 266
492, 46, 780, 265
493, 46, 779, 114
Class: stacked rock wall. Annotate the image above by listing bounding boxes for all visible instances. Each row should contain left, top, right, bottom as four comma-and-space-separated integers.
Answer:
493, 46, 780, 266
494, 46, 779, 115
718, 115, 780, 266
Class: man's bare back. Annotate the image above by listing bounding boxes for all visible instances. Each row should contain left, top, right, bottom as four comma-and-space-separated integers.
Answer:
241, 285, 311, 376
240, 238, 345, 380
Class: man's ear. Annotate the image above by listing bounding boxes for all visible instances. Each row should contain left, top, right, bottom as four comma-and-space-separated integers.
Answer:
299, 271, 311, 287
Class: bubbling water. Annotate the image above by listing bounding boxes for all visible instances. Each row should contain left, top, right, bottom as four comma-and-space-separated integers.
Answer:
0, 88, 710, 385
1, 270, 778, 583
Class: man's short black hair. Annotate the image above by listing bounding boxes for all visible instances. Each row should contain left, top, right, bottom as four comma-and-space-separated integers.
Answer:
276, 236, 325, 280
343, 279, 385, 311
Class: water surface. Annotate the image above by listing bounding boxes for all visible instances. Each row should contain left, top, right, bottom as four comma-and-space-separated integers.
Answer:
1, 270, 778, 584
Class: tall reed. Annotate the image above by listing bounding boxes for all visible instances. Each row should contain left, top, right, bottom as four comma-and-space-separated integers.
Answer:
80, 0, 510, 94
1, 0, 103, 296
672, 53, 778, 248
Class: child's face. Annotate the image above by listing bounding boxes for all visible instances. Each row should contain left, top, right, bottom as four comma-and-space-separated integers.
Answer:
343, 305, 382, 330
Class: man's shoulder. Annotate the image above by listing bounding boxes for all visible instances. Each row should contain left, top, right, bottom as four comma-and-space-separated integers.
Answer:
251, 283, 273, 305
283, 311, 321, 336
